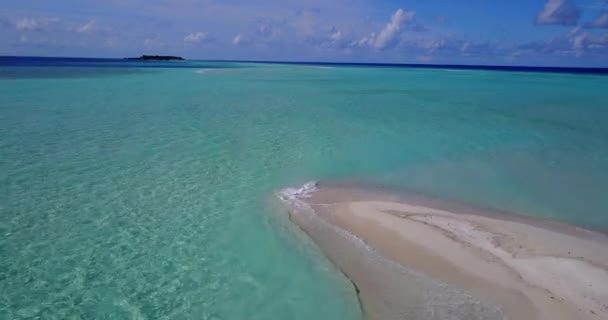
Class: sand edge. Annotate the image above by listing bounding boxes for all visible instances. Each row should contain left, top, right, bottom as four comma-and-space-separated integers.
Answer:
276, 182, 608, 320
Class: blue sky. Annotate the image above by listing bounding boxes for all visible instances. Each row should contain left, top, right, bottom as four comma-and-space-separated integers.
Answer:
1, 0, 607, 66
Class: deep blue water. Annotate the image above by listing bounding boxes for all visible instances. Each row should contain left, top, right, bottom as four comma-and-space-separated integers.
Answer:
3, 56, 608, 74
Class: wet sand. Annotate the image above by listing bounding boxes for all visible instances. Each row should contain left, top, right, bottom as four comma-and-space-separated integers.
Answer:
277, 182, 608, 320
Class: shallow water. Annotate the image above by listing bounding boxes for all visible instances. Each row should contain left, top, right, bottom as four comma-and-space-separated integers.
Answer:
1, 58, 608, 318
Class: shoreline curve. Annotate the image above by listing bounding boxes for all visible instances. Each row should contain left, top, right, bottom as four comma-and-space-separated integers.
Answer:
276, 181, 608, 320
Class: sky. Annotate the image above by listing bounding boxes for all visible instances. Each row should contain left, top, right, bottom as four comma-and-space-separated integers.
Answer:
1, 0, 608, 67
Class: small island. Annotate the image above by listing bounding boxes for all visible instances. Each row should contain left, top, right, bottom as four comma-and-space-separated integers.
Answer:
126, 55, 185, 61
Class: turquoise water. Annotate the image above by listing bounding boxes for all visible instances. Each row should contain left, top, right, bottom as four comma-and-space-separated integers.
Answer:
2, 60, 608, 319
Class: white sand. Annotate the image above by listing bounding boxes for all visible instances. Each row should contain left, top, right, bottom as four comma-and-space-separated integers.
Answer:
278, 183, 608, 320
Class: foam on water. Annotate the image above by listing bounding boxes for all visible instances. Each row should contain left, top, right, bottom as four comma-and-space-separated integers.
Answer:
277, 181, 373, 251
277, 181, 319, 204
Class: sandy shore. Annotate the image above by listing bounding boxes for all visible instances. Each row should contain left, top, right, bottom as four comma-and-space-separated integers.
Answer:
277, 182, 608, 320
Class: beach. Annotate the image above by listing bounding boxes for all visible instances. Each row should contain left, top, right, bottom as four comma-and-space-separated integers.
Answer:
4, 58, 608, 319
278, 182, 608, 320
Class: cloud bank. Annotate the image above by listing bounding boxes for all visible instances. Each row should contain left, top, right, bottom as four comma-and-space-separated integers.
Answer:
373, 9, 415, 50
184, 32, 207, 44
589, 12, 608, 29
0, 0, 606, 66
536, 0, 581, 26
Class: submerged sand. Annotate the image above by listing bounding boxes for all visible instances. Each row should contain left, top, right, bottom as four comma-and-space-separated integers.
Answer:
277, 182, 608, 320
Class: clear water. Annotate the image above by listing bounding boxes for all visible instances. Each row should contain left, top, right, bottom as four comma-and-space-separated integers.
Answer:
1, 59, 608, 319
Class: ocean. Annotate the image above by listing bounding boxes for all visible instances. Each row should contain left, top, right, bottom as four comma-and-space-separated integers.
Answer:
1, 57, 607, 319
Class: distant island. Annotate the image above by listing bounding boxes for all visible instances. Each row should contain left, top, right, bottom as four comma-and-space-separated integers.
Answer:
126, 55, 185, 61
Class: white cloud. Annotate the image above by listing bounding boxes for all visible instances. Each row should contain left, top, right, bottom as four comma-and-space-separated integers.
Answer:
414, 38, 446, 52
374, 8, 415, 50
567, 26, 582, 37
7, 1, 603, 65
572, 31, 588, 56
311, 27, 349, 49
517, 28, 608, 57
14, 17, 62, 32
589, 12, 608, 29
77, 20, 95, 34
355, 33, 375, 47
232, 34, 253, 46
16, 18, 40, 31
184, 31, 207, 44
569, 29, 608, 56
258, 24, 271, 36
329, 28, 342, 42
536, 0, 580, 26
251, 17, 286, 41
353, 8, 415, 50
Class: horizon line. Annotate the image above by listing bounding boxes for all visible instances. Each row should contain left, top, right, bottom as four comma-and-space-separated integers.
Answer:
2, 55, 608, 73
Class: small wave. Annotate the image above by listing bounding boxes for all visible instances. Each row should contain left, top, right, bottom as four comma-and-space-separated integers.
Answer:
276, 181, 319, 206
276, 181, 443, 278
195, 68, 228, 74
276, 181, 374, 250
